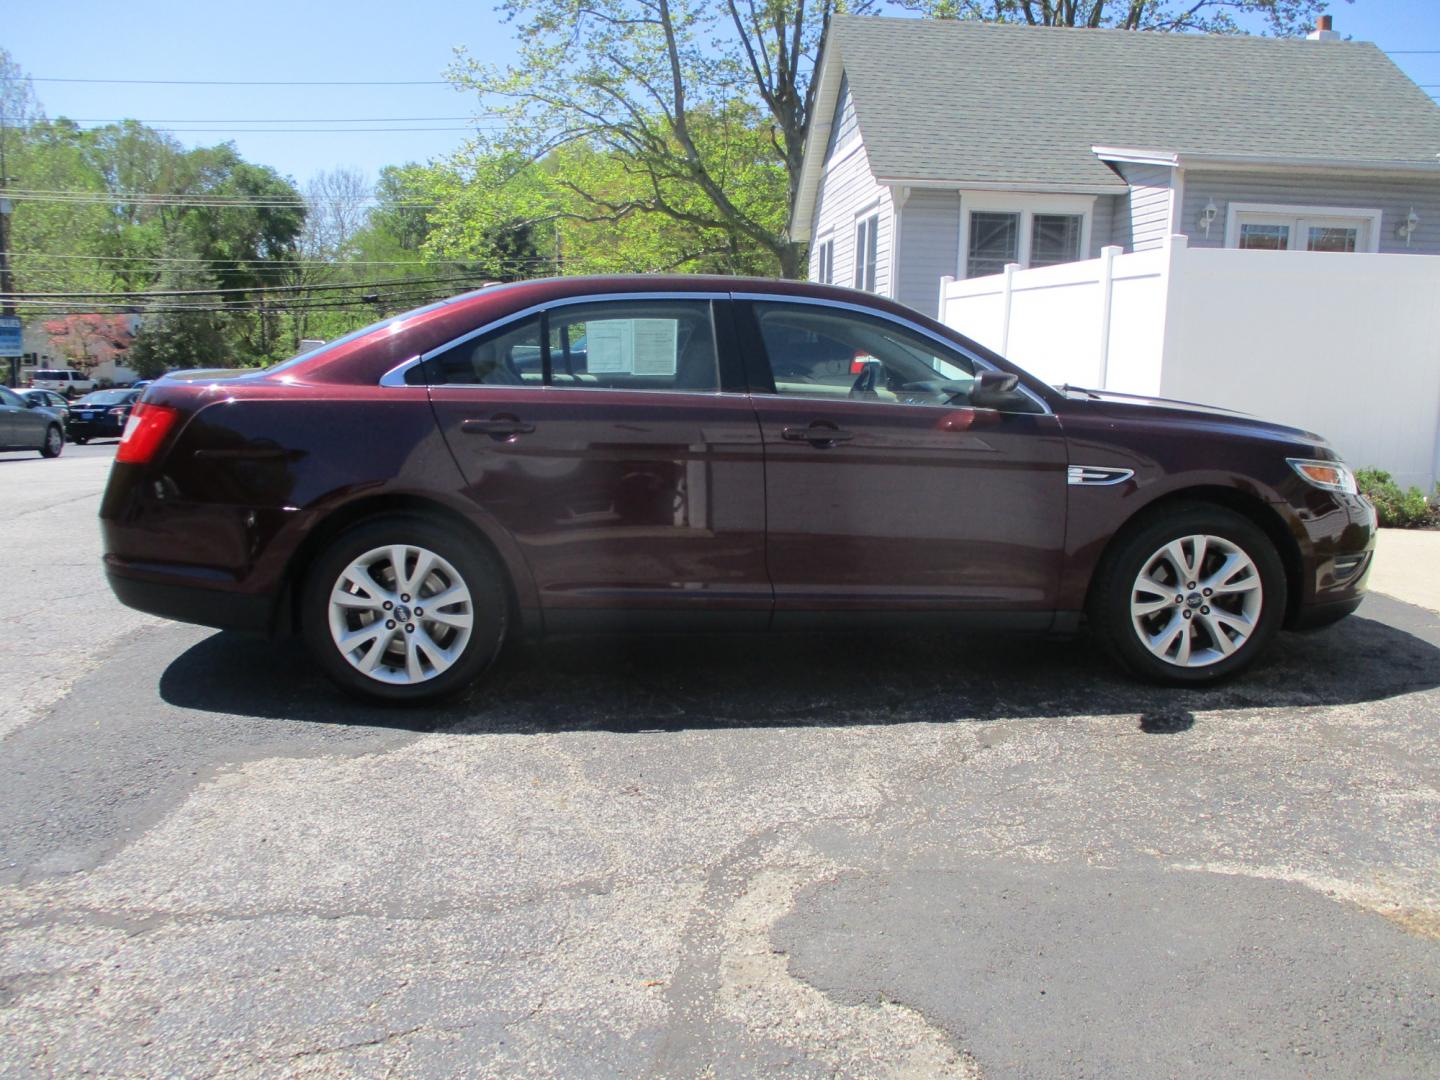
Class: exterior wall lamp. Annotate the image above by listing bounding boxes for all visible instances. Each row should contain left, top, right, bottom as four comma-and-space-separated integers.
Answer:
1395, 207, 1420, 247
1197, 199, 1219, 238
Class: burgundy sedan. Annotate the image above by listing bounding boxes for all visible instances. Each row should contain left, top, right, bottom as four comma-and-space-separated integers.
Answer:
100, 276, 1375, 701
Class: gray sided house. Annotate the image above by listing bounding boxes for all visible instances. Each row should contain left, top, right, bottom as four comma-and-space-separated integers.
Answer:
791, 16, 1440, 316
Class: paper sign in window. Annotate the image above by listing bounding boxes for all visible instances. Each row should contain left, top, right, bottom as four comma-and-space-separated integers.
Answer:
631, 320, 678, 375
585, 320, 632, 373
581, 318, 679, 376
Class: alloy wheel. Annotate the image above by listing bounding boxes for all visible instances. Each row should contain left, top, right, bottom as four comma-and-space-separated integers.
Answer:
327, 544, 475, 685
1129, 533, 1263, 668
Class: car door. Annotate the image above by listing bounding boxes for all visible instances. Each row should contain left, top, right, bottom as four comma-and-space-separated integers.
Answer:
735, 297, 1069, 625
423, 294, 770, 631
0, 386, 22, 446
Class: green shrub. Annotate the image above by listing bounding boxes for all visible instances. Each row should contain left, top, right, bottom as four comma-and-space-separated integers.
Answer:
1356, 468, 1438, 528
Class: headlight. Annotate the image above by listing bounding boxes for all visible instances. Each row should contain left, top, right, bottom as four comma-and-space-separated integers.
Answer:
1287, 458, 1357, 495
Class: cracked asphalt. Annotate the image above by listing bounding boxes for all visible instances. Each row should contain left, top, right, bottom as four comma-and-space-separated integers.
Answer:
2, 445, 1439, 1077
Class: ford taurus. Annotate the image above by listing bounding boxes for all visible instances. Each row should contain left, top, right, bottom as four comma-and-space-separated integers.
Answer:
100, 277, 1375, 701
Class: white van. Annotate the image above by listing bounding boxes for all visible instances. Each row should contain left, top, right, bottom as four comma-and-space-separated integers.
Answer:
29, 369, 97, 395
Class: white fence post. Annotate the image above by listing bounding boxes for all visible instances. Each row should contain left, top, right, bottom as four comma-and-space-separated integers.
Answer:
1000, 263, 1019, 355
1156, 234, 1190, 398
1096, 245, 1122, 390
938, 275, 954, 325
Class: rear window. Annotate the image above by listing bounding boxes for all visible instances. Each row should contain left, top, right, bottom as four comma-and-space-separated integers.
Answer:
34, 370, 71, 380
79, 391, 134, 405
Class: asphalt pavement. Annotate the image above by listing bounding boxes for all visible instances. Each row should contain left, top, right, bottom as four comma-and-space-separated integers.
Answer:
2, 444, 1438, 1077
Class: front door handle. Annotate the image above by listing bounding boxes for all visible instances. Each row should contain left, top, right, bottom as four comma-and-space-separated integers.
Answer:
461, 414, 535, 439
781, 423, 854, 447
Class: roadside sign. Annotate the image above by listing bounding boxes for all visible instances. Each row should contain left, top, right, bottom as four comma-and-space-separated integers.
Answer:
0, 317, 20, 358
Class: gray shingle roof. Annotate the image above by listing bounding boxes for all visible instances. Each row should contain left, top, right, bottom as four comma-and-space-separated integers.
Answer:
830, 15, 1440, 188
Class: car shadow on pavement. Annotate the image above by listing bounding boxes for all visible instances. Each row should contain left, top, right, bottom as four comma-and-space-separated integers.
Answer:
158, 596, 1440, 734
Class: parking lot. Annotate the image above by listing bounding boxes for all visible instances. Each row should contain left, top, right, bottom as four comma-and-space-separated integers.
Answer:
2, 444, 1438, 1077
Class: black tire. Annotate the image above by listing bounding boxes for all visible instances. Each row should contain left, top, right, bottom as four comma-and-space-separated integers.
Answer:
300, 516, 510, 703
72, 435, 88, 445
40, 424, 64, 458
1089, 502, 1287, 685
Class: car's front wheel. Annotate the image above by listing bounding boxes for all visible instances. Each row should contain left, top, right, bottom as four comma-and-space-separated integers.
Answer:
40, 424, 64, 458
301, 516, 509, 703
1090, 503, 1287, 684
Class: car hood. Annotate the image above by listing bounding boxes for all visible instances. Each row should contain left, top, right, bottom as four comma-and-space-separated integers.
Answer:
1058, 385, 1328, 446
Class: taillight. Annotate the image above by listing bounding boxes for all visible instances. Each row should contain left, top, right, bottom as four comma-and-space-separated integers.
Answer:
116, 402, 180, 464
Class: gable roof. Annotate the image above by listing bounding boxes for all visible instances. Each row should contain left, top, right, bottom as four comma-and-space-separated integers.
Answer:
792, 16, 1440, 236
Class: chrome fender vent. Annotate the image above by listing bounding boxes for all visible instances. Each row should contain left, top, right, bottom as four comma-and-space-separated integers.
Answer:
1068, 465, 1135, 486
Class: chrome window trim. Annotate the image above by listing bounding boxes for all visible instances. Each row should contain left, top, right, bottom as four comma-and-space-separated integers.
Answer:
378, 291, 729, 389
730, 291, 1053, 415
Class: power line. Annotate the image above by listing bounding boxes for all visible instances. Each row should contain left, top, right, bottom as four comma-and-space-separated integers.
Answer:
8, 288, 480, 315
89, 126, 485, 134
1, 116, 492, 124
2, 188, 441, 208
2, 274, 490, 300
26, 77, 453, 86
7, 252, 487, 267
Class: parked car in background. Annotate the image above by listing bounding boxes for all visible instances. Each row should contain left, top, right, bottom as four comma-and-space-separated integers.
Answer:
18, 388, 73, 416
101, 276, 1375, 703
69, 389, 141, 444
29, 369, 97, 397
0, 385, 66, 458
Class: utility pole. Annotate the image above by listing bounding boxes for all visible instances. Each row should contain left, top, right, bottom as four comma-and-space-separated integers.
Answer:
0, 195, 15, 387
0, 64, 19, 387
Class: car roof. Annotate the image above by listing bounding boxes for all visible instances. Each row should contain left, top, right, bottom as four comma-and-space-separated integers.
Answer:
271, 275, 963, 386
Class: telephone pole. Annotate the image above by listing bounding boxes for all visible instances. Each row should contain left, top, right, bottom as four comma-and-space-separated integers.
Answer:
0, 64, 19, 387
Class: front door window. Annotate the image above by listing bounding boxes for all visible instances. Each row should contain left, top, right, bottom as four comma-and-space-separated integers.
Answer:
754, 302, 980, 409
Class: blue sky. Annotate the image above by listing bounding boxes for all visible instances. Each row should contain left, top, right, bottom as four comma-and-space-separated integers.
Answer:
4, 0, 1438, 190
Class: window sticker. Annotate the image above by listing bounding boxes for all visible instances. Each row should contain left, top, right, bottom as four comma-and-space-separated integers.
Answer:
582, 318, 679, 375
585, 320, 631, 373
632, 320, 679, 375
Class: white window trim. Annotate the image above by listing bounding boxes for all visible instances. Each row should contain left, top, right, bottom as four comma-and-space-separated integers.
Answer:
813, 233, 835, 285
1223, 202, 1382, 253
957, 192, 1096, 278
854, 210, 881, 292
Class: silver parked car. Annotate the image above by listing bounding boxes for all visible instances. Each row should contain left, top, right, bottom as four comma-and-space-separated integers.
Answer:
0, 386, 66, 458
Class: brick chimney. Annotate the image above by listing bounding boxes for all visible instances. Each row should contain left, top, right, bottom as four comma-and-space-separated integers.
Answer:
1307, 14, 1341, 41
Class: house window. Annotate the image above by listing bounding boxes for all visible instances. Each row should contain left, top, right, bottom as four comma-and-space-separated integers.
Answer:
1225, 203, 1381, 253
968, 212, 1019, 278
1238, 223, 1290, 251
1030, 214, 1084, 267
815, 238, 835, 285
964, 206, 1088, 278
854, 214, 878, 291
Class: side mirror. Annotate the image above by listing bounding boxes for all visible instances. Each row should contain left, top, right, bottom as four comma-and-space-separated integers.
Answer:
970, 370, 1024, 411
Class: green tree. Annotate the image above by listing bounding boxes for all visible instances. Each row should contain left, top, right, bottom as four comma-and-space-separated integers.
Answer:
127, 310, 233, 379
448, 0, 870, 278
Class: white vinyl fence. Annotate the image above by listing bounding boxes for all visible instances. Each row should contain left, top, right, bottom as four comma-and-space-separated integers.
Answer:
939, 236, 1440, 491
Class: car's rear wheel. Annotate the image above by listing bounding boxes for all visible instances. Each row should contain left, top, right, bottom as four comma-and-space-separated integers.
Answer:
1090, 503, 1286, 684
72, 435, 88, 445
301, 516, 509, 703
40, 424, 64, 458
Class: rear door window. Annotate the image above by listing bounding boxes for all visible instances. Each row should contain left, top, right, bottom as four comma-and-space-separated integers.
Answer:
547, 300, 718, 392
417, 301, 720, 393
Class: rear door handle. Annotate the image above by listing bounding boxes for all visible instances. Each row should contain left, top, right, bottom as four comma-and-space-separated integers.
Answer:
461, 415, 535, 437
781, 424, 854, 447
